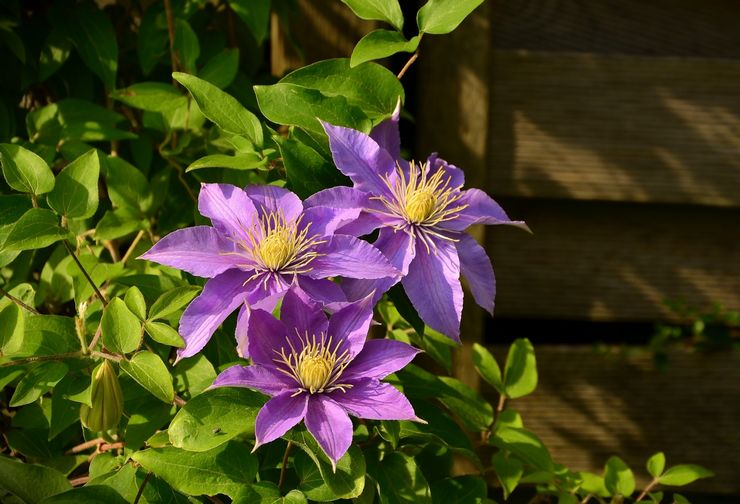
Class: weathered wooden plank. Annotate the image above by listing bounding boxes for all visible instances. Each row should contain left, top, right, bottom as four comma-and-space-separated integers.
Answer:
483, 345, 740, 494
487, 199, 740, 321
488, 50, 740, 207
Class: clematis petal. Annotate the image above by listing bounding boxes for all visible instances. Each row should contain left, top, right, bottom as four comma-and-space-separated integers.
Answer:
304, 395, 353, 468
439, 188, 530, 232
281, 287, 329, 338
343, 339, 421, 381
198, 183, 258, 240
370, 98, 401, 160
456, 233, 496, 315
296, 277, 347, 310
177, 270, 253, 360
322, 122, 396, 196
340, 228, 414, 304
402, 239, 463, 341
329, 379, 417, 421
139, 226, 240, 278
300, 205, 362, 238
308, 235, 399, 280
245, 308, 290, 369
235, 304, 251, 358
237, 275, 292, 359
304, 186, 386, 236
327, 292, 374, 359
254, 391, 309, 447
212, 364, 294, 396
245, 185, 303, 222
427, 153, 464, 188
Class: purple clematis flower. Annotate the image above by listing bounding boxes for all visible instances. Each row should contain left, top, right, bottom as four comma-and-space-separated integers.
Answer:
140, 183, 399, 360
306, 105, 530, 342
211, 287, 421, 468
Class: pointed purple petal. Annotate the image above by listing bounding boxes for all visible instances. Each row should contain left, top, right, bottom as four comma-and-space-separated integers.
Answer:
305, 395, 353, 467
245, 308, 290, 368
343, 339, 421, 381
212, 365, 294, 396
304, 186, 386, 236
281, 288, 329, 337
427, 153, 464, 188
440, 188, 530, 232
402, 239, 463, 341
296, 277, 347, 309
245, 185, 303, 222
139, 226, 239, 278
177, 270, 252, 359
255, 391, 308, 446
322, 122, 396, 196
308, 235, 399, 280
456, 233, 496, 315
340, 227, 413, 304
370, 99, 401, 160
198, 183, 258, 240
327, 293, 374, 360
330, 379, 417, 421
300, 206, 361, 238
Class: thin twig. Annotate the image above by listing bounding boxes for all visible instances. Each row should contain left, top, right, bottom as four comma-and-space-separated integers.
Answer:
65, 438, 105, 455
133, 472, 153, 504
496, 394, 507, 413
173, 395, 186, 407
103, 240, 120, 262
0, 286, 40, 315
99, 441, 125, 453
163, 0, 178, 77
121, 230, 145, 264
164, 157, 197, 203
69, 475, 89, 487
1, 351, 83, 368
63, 241, 108, 307
90, 350, 123, 362
87, 325, 103, 353
278, 441, 294, 489
396, 52, 418, 80
635, 479, 658, 502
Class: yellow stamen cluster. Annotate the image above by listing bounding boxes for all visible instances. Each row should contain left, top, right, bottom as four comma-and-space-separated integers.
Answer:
373, 161, 468, 251
273, 332, 352, 394
231, 211, 325, 280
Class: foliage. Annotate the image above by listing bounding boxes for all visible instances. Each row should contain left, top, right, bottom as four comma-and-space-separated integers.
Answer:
0, 0, 712, 503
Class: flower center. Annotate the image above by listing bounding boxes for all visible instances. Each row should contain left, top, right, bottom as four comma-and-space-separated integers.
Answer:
257, 228, 294, 270
273, 332, 353, 394
405, 188, 437, 223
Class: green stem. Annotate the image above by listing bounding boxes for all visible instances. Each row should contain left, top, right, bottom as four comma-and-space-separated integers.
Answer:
278, 441, 294, 489
63, 240, 108, 307
0, 286, 40, 315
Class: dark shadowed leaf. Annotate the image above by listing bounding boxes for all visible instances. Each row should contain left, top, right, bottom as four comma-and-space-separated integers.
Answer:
0, 455, 71, 502
60, 3, 118, 89
111, 82, 187, 113
199, 49, 240, 89
228, 0, 271, 44
367, 451, 431, 503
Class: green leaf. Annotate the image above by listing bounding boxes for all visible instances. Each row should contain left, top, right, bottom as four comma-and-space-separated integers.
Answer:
41, 485, 129, 503
95, 207, 147, 240
173, 20, 200, 74
604, 456, 636, 497
19, 314, 79, 357
39, 28, 73, 81
27, 100, 134, 144
3, 208, 70, 251
658, 465, 714, 486
137, 4, 168, 75
341, 0, 404, 30
148, 286, 201, 321
110, 82, 187, 113
104, 156, 153, 214
285, 427, 366, 499
50, 375, 90, 439
416, 0, 484, 35
186, 153, 266, 172
647, 452, 666, 479
228, 0, 271, 44
132, 442, 258, 498
491, 426, 553, 471
47, 149, 100, 219
472, 343, 503, 393
199, 48, 240, 89
9, 361, 69, 407
101, 298, 142, 354
276, 136, 348, 198
169, 386, 264, 451
61, 3, 118, 89
351, 30, 419, 67
503, 338, 537, 399
173, 72, 263, 146
144, 321, 185, 348
232, 481, 282, 503
173, 354, 216, 397
429, 475, 487, 504
673, 494, 691, 504
0, 303, 24, 356
124, 287, 147, 320
367, 451, 431, 503
0, 143, 55, 195
578, 472, 609, 498
438, 376, 494, 431
491, 452, 523, 499
0, 455, 71, 503
119, 351, 174, 403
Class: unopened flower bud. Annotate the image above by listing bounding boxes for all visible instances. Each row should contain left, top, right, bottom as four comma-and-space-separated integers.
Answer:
80, 360, 123, 432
